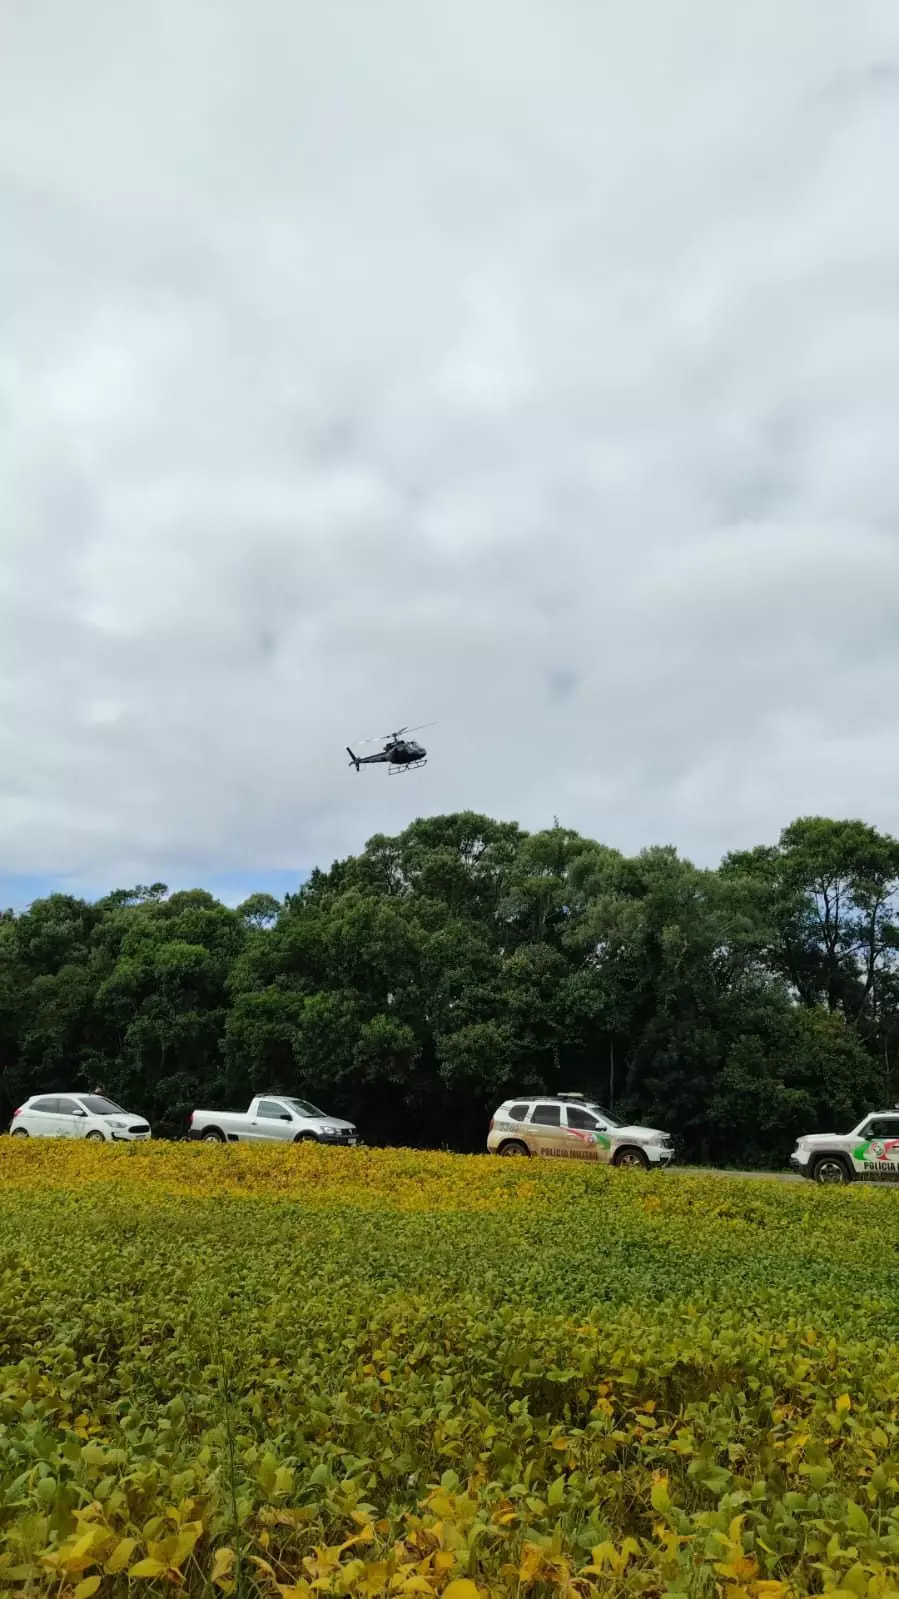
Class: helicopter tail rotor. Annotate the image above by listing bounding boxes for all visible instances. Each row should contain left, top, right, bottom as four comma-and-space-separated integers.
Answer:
346, 747, 361, 771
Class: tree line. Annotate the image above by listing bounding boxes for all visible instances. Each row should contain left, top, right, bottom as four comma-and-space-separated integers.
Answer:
1, 811, 898, 1165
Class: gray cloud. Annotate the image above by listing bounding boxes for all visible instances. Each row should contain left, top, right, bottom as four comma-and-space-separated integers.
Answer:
3, 0, 899, 889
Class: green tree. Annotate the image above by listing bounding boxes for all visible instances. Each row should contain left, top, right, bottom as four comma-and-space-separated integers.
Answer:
708, 1006, 882, 1165
724, 817, 899, 1021
237, 892, 282, 930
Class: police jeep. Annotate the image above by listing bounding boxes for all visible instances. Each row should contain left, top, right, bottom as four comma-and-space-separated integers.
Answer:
791, 1108, 899, 1185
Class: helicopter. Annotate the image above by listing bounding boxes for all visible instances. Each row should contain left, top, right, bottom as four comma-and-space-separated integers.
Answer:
346, 723, 435, 774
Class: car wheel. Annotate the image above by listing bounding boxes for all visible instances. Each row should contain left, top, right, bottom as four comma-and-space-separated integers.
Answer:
202, 1128, 226, 1143
293, 1132, 317, 1143
498, 1140, 530, 1157
86, 1130, 106, 1142
812, 1154, 851, 1185
10, 1128, 29, 1138
613, 1146, 650, 1170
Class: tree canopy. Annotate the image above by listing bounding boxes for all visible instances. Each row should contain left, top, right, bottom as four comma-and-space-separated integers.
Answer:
2, 812, 897, 1165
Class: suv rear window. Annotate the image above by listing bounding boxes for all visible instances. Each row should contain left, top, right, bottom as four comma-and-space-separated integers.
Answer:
530, 1104, 561, 1126
507, 1104, 529, 1122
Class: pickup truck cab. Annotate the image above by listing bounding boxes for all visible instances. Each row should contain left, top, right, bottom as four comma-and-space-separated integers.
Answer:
189, 1095, 360, 1146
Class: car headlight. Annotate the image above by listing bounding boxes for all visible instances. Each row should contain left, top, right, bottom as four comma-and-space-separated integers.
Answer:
321, 1125, 339, 1136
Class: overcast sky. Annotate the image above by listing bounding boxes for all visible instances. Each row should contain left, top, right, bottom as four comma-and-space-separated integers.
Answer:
3, 0, 899, 906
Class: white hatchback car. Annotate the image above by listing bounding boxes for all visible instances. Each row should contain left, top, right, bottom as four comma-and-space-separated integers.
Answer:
9, 1093, 151, 1142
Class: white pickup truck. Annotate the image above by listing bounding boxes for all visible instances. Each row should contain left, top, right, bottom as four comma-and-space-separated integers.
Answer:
188, 1094, 360, 1146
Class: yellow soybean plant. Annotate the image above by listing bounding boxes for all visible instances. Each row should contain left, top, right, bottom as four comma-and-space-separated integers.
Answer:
2, 1141, 899, 1598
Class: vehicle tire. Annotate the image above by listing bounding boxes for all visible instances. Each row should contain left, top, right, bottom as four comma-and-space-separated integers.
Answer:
497, 1140, 530, 1157
86, 1130, 106, 1142
612, 1146, 650, 1171
10, 1128, 29, 1138
293, 1132, 317, 1144
201, 1128, 226, 1143
811, 1153, 852, 1185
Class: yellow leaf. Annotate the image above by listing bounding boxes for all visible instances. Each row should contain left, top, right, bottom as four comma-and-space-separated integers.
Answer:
75, 1580, 102, 1599
518, 1543, 545, 1584
444, 1581, 480, 1599
148, 1539, 177, 1565
106, 1539, 137, 1574
172, 1522, 203, 1566
651, 1479, 671, 1513
56, 1531, 99, 1573
212, 1547, 236, 1587
836, 1394, 852, 1414
130, 1557, 170, 1578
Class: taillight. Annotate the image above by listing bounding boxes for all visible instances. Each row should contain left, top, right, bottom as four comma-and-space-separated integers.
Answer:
12, 1108, 21, 1118
189, 1111, 195, 1126
489, 1117, 494, 1131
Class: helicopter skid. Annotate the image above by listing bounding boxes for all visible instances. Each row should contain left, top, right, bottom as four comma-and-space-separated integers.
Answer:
388, 759, 427, 775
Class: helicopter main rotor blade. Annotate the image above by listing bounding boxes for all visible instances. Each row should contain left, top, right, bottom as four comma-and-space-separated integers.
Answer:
355, 721, 437, 744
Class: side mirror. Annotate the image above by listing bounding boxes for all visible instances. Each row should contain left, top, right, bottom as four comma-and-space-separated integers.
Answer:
74, 1109, 88, 1117
279, 1113, 291, 1122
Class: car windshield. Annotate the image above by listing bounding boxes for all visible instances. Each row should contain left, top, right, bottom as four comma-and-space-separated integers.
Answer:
79, 1095, 127, 1116
281, 1098, 326, 1118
